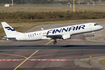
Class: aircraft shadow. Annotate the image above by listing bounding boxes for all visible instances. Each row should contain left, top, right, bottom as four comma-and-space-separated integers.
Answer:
0, 45, 105, 49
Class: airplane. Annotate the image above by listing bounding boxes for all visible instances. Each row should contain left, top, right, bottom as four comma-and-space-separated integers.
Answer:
1, 22, 104, 44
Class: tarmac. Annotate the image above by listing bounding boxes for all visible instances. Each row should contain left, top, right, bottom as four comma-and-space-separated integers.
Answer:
0, 22, 105, 70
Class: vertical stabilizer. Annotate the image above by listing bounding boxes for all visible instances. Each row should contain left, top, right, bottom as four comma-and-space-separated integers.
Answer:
1, 22, 23, 37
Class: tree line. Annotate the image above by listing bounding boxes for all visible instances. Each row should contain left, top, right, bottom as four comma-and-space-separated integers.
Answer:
0, 11, 105, 20
0, 0, 105, 4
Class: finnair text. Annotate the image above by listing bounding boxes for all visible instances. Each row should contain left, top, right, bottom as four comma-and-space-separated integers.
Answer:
47, 25, 85, 35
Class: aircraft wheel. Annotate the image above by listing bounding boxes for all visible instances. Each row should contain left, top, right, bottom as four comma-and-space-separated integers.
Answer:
53, 41, 57, 44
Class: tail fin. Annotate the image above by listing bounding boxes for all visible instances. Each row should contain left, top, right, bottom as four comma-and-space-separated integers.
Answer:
1, 22, 23, 37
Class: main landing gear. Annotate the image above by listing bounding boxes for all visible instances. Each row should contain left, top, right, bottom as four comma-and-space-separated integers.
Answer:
53, 39, 57, 44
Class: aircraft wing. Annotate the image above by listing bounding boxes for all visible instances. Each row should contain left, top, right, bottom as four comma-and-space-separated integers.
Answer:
46, 35, 62, 39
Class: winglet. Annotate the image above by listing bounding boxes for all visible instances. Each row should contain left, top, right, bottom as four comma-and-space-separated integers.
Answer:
41, 28, 44, 30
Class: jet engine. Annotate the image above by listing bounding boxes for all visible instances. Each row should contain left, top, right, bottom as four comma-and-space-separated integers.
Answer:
62, 34, 71, 39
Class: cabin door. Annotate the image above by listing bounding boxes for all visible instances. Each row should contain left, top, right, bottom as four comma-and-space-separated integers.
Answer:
89, 24, 92, 30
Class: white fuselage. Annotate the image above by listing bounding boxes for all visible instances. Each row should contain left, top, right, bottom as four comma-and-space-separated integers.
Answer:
15, 23, 104, 41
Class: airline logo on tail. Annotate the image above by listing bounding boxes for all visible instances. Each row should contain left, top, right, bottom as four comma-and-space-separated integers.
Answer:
5, 27, 15, 31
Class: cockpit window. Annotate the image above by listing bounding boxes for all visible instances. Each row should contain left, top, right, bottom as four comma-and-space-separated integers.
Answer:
94, 23, 99, 26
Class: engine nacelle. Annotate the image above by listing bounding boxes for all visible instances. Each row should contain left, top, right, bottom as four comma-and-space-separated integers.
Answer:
62, 34, 71, 39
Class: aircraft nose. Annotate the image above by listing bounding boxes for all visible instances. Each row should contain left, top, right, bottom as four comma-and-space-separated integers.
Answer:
101, 26, 104, 29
